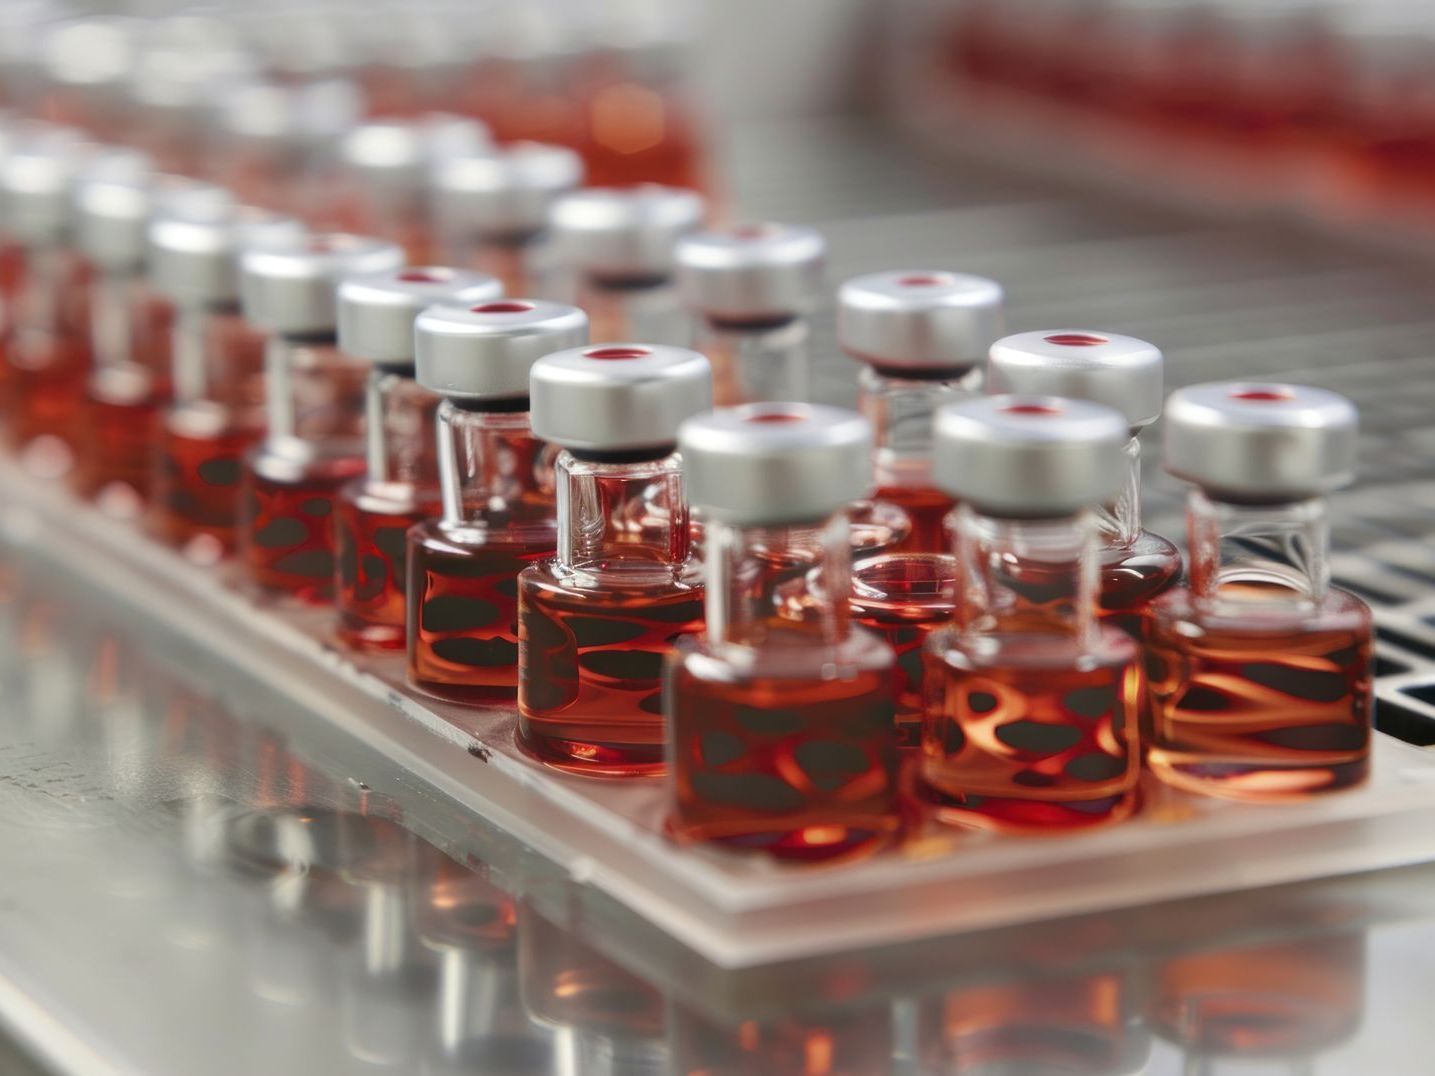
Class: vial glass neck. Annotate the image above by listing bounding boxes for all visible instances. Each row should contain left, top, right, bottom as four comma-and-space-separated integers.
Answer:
1095, 435, 1143, 549
436, 400, 552, 535
14, 246, 71, 332
1187, 489, 1330, 610
953, 506, 1101, 644
577, 276, 683, 347
170, 305, 209, 402
90, 273, 136, 369
858, 364, 976, 489
703, 513, 851, 650
555, 449, 691, 582
698, 315, 810, 404
365, 365, 439, 485
264, 333, 368, 450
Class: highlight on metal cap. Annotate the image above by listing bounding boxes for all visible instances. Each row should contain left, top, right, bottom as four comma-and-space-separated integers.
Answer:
0, 123, 91, 247
337, 266, 502, 364
149, 203, 305, 308
1164, 381, 1358, 502
987, 330, 1164, 430
933, 394, 1128, 517
679, 402, 872, 527
76, 161, 231, 275
339, 114, 490, 197
838, 270, 1005, 374
529, 343, 712, 454
676, 222, 826, 324
431, 141, 584, 239
240, 233, 405, 336
216, 77, 362, 149
415, 299, 589, 402
549, 184, 704, 283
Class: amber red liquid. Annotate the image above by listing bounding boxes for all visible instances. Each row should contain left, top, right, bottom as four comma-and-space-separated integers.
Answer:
1145, 587, 1372, 800
869, 484, 956, 556
518, 571, 703, 775
334, 483, 438, 650
71, 375, 164, 506
150, 405, 262, 557
407, 524, 555, 698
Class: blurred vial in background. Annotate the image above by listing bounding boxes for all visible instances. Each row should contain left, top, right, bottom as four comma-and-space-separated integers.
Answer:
672, 999, 894, 1076
32, 15, 138, 138
548, 184, 703, 344
346, 2, 477, 120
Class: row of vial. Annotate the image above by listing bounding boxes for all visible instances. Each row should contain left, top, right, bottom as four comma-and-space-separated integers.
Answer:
0, 128, 1372, 865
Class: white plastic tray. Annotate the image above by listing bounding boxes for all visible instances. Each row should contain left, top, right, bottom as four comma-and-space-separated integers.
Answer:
4, 457, 1435, 969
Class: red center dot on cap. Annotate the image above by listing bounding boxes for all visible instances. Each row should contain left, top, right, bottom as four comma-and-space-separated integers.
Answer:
898, 274, 949, 287
473, 300, 534, 314
585, 346, 651, 360
746, 407, 805, 424
729, 223, 775, 240
398, 268, 451, 283
1004, 403, 1063, 416
1045, 332, 1108, 347
1232, 387, 1294, 402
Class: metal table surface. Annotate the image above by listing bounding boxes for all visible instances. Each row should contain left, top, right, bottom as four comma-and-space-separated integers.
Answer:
3, 119, 1435, 1074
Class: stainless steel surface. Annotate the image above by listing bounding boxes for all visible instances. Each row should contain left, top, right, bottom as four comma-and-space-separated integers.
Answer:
987, 329, 1165, 430
335, 267, 502, 364
414, 300, 589, 402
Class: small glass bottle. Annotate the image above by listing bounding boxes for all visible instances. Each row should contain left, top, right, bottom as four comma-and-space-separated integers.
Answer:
675, 222, 825, 406
0, 124, 95, 462
839, 270, 1006, 556
667, 403, 902, 861
332, 265, 503, 650
332, 115, 490, 264
430, 141, 584, 297
548, 184, 703, 344
921, 395, 1141, 832
407, 299, 587, 699
146, 202, 305, 562
1146, 382, 1372, 800
236, 232, 404, 602
517, 343, 710, 775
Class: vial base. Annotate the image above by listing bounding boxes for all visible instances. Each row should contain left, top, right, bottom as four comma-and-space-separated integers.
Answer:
666, 639, 902, 863
920, 630, 1141, 833
240, 447, 366, 603
867, 483, 957, 556
517, 566, 703, 776
850, 553, 955, 749
149, 405, 261, 560
406, 522, 556, 699
72, 384, 163, 511
1145, 588, 1372, 801
334, 482, 438, 651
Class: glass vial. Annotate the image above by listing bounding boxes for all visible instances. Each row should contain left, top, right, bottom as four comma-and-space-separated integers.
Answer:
517, 343, 711, 775
667, 403, 901, 862
1146, 382, 1372, 800
405, 298, 587, 698
236, 233, 405, 602
331, 265, 502, 649
921, 395, 1141, 832
146, 203, 305, 562
548, 184, 703, 345
430, 142, 584, 297
839, 270, 1006, 556
675, 222, 825, 406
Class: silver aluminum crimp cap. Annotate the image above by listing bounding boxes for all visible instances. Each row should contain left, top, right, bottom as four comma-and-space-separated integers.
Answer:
431, 142, 584, 239
149, 204, 306, 308
838, 270, 1005, 374
933, 395, 1128, 517
415, 299, 589, 402
339, 115, 490, 197
675, 222, 826, 324
530, 343, 712, 453
217, 77, 362, 150
986, 329, 1164, 430
240, 233, 405, 336
549, 184, 704, 283
75, 163, 231, 275
0, 124, 90, 248
679, 402, 872, 526
337, 266, 503, 364
1164, 381, 1358, 502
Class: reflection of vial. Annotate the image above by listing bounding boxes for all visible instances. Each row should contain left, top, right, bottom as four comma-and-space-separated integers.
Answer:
986, 331, 1182, 634
921, 395, 1141, 832
548, 184, 703, 344
407, 299, 587, 699
334, 116, 490, 263
1147, 383, 1372, 800
667, 404, 901, 862
146, 203, 305, 561
673, 999, 893, 1076
430, 142, 584, 297
517, 343, 710, 775
237, 233, 404, 602
839, 271, 1006, 556
0, 126, 95, 459
676, 222, 825, 406
332, 266, 502, 649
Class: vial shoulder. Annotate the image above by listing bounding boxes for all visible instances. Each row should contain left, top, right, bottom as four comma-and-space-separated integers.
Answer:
929, 622, 1137, 675
1149, 583, 1373, 639
679, 626, 895, 685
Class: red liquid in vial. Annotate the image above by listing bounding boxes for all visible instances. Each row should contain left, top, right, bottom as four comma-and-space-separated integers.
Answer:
334, 483, 437, 650
240, 451, 366, 602
674, 1006, 893, 1076
667, 645, 901, 863
850, 553, 954, 749
71, 369, 165, 508
921, 631, 1141, 832
519, 575, 703, 774
1099, 530, 1183, 635
3, 334, 89, 450
1145, 585, 1372, 800
151, 406, 262, 558
408, 526, 555, 700
868, 483, 957, 556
